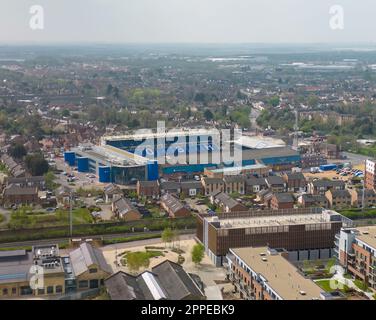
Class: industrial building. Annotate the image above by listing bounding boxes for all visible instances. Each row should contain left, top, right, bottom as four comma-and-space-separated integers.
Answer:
196, 207, 353, 266
63, 129, 300, 185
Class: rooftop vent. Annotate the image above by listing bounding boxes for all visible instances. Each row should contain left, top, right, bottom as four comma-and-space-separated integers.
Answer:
262, 257, 268, 262
260, 252, 266, 257
299, 291, 306, 296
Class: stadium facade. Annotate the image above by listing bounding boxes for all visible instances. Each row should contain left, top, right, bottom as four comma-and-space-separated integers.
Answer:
64, 129, 301, 185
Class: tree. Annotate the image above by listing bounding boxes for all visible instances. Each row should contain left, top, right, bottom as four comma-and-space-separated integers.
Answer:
25, 154, 49, 176
45, 171, 59, 190
126, 252, 150, 272
162, 227, 175, 247
269, 96, 280, 107
61, 109, 70, 117
203, 109, 214, 121
191, 243, 205, 265
9, 143, 27, 159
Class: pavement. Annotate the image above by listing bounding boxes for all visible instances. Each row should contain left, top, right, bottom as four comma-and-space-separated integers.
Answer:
101, 236, 226, 300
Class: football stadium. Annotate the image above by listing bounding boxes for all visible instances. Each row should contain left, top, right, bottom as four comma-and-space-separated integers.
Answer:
64, 129, 300, 185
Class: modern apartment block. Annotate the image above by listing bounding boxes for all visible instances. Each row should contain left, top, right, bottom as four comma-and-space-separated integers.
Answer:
335, 226, 376, 290
365, 159, 376, 190
225, 247, 323, 300
196, 207, 351, 266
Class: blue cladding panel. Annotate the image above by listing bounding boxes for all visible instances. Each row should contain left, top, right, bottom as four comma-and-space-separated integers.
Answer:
64, 152, 76, 166
162, 163, 218, 175
147, 160, 159, 181
77, 157, 89, 172
99, 166, 111, 183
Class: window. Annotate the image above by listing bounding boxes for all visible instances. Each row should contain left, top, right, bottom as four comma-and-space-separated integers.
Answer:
47, 286, 54, 294
89, 268, 98, 274
56, 286, 63, 294
2, 288, 8, 295
11, 288, 16, 295
37, 288, 45, 295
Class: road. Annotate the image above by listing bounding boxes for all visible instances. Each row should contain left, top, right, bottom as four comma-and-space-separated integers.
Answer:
0, 230, 196, 248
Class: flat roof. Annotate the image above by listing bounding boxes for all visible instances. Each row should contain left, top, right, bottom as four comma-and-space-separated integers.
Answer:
208, 163, 268, 173
102, 129, 220, 141
356, 226, 376, 250
213, 213, 331, 229
230, 247, 322, 300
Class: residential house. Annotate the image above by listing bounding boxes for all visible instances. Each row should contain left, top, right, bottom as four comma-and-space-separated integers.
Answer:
210, 192, 248, 213
265, 176, 286, 193
112, 197, 142, 221
223, 175, 246, 195
136, 180, 160, 199
298, 194, 329, 208
160, 181, 181, 195
180, 181, 203, 197
105, 260, 205, 300
325, 189, 352, 209
2, 185, 39, 207
270, 193, 295, 210
7, 176, 46, 190
201, 177, 225, 196
283, 172, 307, 193
104, 184, 123, 203
308, 179, 345, 195
350, 189, 376, 208
245, 177, 268, 194
160, 193, 190, 218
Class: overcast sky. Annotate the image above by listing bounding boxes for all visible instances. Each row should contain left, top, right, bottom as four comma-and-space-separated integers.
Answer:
0, 0, 375, 44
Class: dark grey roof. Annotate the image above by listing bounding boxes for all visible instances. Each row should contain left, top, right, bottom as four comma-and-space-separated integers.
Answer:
3, 185, 38, 196
8, 176, 45, 184
105, 272, 145, 300
180, 181, 202, 190
312, 179, 345, 188
152, 260, 205, 300
329, 189, 351, 198
202, 177, 224, 185
301, 194, 321, 203
113, 197, 140, 217
273, 193, 295, 203
160, 181, 181, 190
161, 194, 186, 214
223, 175, 245, 183
266, 176, 285, 185
214, 192, 243, 209
246, 177, 267, 186
105, 262, 204, 301
138, 180, 159, 188
284, 172, 306, 181
104, 183, 122, 195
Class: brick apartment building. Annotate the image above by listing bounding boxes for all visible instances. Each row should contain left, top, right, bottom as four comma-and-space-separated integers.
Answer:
226, 247, 323, 300
350, 189, 376, 208
325, 189, 352, 209
365, 159, 376, 190
336, 227, 376, 290
196, 207, 350, 266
